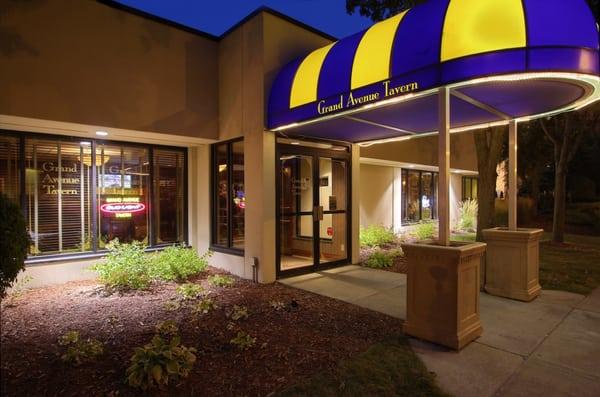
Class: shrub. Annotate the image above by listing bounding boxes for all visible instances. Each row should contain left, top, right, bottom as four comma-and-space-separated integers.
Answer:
192, 297, 217, 315
155, 320, 179, 337
91, 239, 151, 291
151, 245, 211, 282
0, 194, 30, 297
457, 199, 478, 232
208, 274, 234, 287
413, 222, 436, 241
228, 304, 249, 321
126, 334, 197, 390
364, 249, 402, 269
58, 331, 104, 365
359, 225, 396, 248
230, 331, 256, 350
176, 283, 205, 300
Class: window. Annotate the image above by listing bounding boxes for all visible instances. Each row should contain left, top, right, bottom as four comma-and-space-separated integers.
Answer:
462, 176, 478, 201
401, 169, 438, 223
1, 131, 187, 257
211, 138, 244, 252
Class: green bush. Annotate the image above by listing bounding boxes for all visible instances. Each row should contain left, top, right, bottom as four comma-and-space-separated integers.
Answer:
58, 331, 104, 365
364, 249, 402, 269
0, 194, 30, 297
91, 239, 152, 291
413, 222, 436, 241
230, 331, 256, 351
208, 274, 234, 287
228, 304, 249, 321
176, 283, 205, 300
192, 297, 217, 315
126, 334, 197, 390
151, 245, 211, 282
360, 225, 396, 247
457, 199, 478, 232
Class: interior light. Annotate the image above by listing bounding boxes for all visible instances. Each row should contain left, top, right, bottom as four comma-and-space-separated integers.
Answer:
96, 130, 108, 136
290, 141, 300, 145
80, 141, 91, 146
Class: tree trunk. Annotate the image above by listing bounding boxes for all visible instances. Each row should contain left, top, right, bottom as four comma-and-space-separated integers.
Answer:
474, 127, 506, 242
552, 167, 567, 242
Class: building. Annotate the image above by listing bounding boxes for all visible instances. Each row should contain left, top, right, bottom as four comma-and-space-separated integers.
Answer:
1, 0, 597, 287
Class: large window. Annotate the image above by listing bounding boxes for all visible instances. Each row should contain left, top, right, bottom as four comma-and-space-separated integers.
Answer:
211, 138, 244, 252
462, 176, 478, 201
401, 169, 438, 223
1, 131, 187, 257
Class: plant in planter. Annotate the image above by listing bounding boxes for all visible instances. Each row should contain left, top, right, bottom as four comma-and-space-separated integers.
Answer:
0, 194, 30, 298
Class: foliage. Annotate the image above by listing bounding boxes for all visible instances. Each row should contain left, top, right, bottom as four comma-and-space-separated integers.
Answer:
155, 320, 179, 337
176, 283, 205, 300
269, 300, 286, 311
413, 222, 436, 241
230, 331, 256, 351
192, 297, 217, 315
359, 225, 396, 248
346, 0, 422, 21
127, 334, 197, 390
276, 335, 449, 397
151, 245, 211, 282
91, 239, 152, 291
0, 193, 30, 298
457, 199, 478, 232
208, 274, 234, 288
229, 304, 249, 321
364, 250, 401, 269
57, 331, 104, 365
163, 300, 181, 312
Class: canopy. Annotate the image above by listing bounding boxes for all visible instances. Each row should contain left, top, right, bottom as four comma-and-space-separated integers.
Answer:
268, 0, 600, 143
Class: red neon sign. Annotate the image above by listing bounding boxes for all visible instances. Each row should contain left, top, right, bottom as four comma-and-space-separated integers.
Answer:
100, 202, 146, 214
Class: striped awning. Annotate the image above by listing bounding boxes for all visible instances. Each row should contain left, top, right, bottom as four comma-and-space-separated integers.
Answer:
268, 0, 600, 143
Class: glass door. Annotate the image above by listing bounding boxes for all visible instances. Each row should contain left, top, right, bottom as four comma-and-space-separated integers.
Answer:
277, 144, 350, 276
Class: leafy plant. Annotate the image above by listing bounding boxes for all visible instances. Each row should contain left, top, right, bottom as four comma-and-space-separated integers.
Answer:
269, 300, 286, 311
151, 245, 211, 282
126, 334, 197, 390
365, 250, 396, 268
413, 222, 436, 241
229, 304, 249, 321
230, 331, 256, 350
90, 239, 151, 291
359, 225, 396, 248
57, 331, 104, 365
155, 320, 179, 337
192, 297, 217, 315
176, 283, 205, 300
0, 193, 30, 298
457, 199, 478, 232
208, 274, 234, 288
163, 300, 181, 312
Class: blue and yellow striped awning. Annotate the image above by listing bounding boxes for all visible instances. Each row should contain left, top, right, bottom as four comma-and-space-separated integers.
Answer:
268, 0, 599, 141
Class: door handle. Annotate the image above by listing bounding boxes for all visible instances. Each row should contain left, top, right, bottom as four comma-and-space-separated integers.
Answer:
313, 205, 324, 221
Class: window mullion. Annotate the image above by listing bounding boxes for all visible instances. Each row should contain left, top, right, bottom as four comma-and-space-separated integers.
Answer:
228, 143, 233, 248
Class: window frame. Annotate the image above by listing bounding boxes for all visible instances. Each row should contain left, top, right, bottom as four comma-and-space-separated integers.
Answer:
462, 176, 479, 201
0, 129, 188, 262
210, 137, 244, 256
401, 168, 439, 224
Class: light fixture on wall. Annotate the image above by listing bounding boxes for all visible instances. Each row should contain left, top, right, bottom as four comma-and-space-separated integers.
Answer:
95, 130, 109, 136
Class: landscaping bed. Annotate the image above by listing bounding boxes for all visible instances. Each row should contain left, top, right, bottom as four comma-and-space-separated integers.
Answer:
1, 267, 407, 396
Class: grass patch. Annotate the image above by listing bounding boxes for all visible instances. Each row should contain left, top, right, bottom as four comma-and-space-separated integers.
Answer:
540, 240, 600, 295
275, 335, 448, 397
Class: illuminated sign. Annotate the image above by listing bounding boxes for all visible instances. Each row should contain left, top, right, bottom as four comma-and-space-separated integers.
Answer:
100, 197, 145, 216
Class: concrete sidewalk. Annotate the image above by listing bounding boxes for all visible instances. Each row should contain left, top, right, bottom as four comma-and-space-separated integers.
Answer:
280, 265, 600, 397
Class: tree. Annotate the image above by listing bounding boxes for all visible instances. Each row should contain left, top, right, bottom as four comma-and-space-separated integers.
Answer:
540, 103, 600, 242
0, 194, 30, 297
346, 0, 420, 21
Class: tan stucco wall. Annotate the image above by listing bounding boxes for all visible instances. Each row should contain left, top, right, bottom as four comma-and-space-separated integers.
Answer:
0, 0, 219, 139
360, 132, 478, 172
360, 164, 394, 229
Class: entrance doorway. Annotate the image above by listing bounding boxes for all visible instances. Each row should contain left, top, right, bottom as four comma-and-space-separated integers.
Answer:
276, 139, 351, 277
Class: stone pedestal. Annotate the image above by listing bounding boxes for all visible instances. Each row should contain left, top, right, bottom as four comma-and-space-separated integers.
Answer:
482, 227, 543, 302
401, 241, 486, 350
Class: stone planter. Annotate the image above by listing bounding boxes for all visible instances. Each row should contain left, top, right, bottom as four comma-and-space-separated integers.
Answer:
401, 241, 486, 350
482, 227, 543, 302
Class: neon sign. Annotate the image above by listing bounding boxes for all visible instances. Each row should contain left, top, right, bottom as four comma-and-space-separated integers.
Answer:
100, 202, 146, 214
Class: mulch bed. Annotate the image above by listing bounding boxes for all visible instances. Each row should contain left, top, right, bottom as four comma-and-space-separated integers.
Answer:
0, 267, 403, 397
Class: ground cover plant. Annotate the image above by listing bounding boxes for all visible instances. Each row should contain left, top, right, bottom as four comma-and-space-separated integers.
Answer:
359, 224, 396, 247
57, 331, 104, 365
364, 249, 403, 269
208, 274, 234, 287
1, 267, 437, 396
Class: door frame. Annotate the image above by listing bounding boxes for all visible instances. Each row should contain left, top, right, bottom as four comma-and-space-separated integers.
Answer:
275, 141, 352, 279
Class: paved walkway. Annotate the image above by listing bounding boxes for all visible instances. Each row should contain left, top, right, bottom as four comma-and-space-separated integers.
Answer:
280, 265, 600, 397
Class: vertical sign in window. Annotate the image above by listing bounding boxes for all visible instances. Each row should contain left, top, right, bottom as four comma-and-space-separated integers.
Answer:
97, 144, 149, 246
153, 149, 185, 244
212, 139, 244, 251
